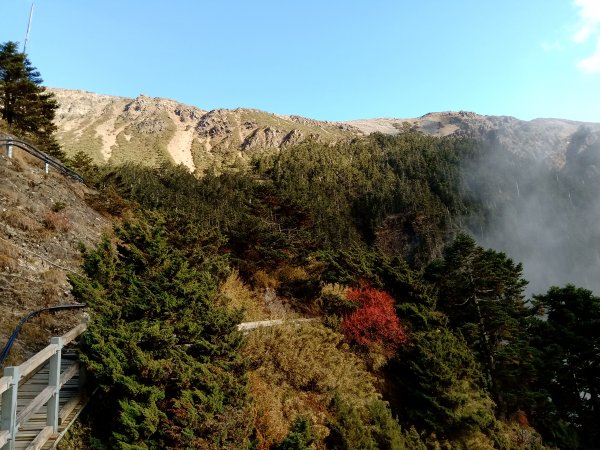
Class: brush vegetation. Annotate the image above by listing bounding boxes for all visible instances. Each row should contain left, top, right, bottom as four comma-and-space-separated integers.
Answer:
62, 129, 600, 450
3, 42, 599, 449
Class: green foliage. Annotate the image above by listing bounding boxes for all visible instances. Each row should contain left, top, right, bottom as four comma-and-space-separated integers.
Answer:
72, 131, 579, 448
325, 397, 425, 450
425, 234, 534, 417
530, 285, 600, 449
0, 41, 63, 158
70, 213, 251, 448
262, 133, 474, 264
67, 150, 101, 182
389, 326, 495, 440
272, 417, 316, 450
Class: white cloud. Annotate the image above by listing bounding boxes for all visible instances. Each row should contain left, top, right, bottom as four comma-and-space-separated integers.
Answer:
573, 0, 600, 72
577, 37, 600, 72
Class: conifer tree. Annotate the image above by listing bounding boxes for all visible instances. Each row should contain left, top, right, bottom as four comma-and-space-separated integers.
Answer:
530, 285, 600, 449
70, 213, 251, 448
425, 234, 534, 417
390, 326, 495, 439
0, 41, 62, 156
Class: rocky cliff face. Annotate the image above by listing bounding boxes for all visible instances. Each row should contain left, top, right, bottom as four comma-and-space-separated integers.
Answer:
347, 111, 600, 167
50, 89, 360, 173
51, 88, 600, 171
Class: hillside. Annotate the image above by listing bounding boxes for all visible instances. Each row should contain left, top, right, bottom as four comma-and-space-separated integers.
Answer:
348, 111, 600, 167
50, 88, 360, 173
49, 89, 600, 296
0, 145, 107, 365
4, 82, 600, 448
3, 125, 599, 448
51, 88, 600, 171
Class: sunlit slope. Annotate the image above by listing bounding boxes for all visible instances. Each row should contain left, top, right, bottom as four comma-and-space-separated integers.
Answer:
50, 88, 360, 173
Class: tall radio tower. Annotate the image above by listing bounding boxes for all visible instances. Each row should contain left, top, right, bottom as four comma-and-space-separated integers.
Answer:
23, 2, 35, 54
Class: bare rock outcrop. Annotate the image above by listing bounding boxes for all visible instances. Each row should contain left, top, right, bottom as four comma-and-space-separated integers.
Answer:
50, 88, 600, 172
50, 89, 360, 173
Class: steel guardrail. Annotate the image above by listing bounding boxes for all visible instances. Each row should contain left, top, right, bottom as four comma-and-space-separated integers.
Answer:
1, 136, 85, 183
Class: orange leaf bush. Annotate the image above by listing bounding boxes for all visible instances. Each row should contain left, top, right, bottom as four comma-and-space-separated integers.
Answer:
342, 287, 407, 355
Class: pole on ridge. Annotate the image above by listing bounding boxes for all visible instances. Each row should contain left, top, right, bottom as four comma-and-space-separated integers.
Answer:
23, 3, 35, 54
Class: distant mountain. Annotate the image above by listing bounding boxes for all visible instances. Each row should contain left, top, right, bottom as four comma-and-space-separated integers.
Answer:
348, 112, 600, 167
50, 88, 600, 171
49, 88, 359, 173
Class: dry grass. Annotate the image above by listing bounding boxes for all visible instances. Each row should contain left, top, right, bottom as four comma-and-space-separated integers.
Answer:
0, 141, 104, 367
13, 149, 44, 172
43, 210, 72, 232
0, 184, 26, 207
1, 209, 40, 231
244, 323, 381, 449
41, 268, 67, 285
41, 284, 61, 307
8, 153, 25, 172
219, 271, 266, 321
25, 201, 46, 217
0, 254, 18, 272
253, 270, 279, 290
0, 238, 19, 272
275, 265, 310, 283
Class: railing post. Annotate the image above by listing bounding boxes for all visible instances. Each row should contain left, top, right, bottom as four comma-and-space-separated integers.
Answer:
1, 367, 20, 450
4, 139, 12, 159
44, 160, 50, 174
47, 337, 63, 432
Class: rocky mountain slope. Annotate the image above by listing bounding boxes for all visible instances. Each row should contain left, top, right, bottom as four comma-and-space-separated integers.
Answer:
50, 88, 359, 174
51, 88, 600, 171
0, 145, 107, 365
347, 111, 600, 167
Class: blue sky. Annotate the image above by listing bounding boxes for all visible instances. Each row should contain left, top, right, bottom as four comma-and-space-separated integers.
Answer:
1, 1, 599, 122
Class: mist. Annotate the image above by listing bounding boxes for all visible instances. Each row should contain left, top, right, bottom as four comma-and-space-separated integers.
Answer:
463, 126, 600, 297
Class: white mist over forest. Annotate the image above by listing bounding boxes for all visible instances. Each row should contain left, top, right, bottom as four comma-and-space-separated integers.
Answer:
465, 126, 600, 297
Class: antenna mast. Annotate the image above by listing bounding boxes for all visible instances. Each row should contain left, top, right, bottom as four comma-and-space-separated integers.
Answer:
23, 2, 35, 54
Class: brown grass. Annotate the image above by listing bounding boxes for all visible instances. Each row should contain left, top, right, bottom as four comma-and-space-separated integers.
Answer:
8, 153, 25, 172
1, 209, 40, 231
275, 265, 310, 283
0, 254, 18, 272
41, 268, 67, 285
219, 271, 266, 321
244, 323, 381, 448
41, 284, 61, 307
0, 239, 19, 272
13, 149, 44, 172
253, 270, 279, 290
43, 211, 72, 232
0, 184, 26, 207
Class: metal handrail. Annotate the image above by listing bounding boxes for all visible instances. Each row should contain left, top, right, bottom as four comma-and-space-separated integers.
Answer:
0, 304, 87, 368
1, 136, 85, 183
0, 321, 88, 449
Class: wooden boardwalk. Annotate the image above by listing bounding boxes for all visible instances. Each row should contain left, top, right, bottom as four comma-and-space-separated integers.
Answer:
1, 324, 88, 450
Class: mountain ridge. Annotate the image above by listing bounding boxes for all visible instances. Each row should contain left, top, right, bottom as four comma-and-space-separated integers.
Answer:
50, 88, 600, 171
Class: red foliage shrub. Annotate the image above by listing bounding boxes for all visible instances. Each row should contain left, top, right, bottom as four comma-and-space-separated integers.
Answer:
43, 211, 71, 232
514, 409, 529, 427
342, 287, 407, 354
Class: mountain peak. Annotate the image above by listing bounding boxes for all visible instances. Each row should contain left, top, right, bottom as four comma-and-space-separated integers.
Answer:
50, 88, 600, 171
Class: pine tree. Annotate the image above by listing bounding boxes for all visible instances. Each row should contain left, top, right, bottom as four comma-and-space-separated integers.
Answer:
389, 326, 495, 439
70, 213, 252, 448
0, 41, 62, 156
530, 285, 600, 449
425, 234, 535, 417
